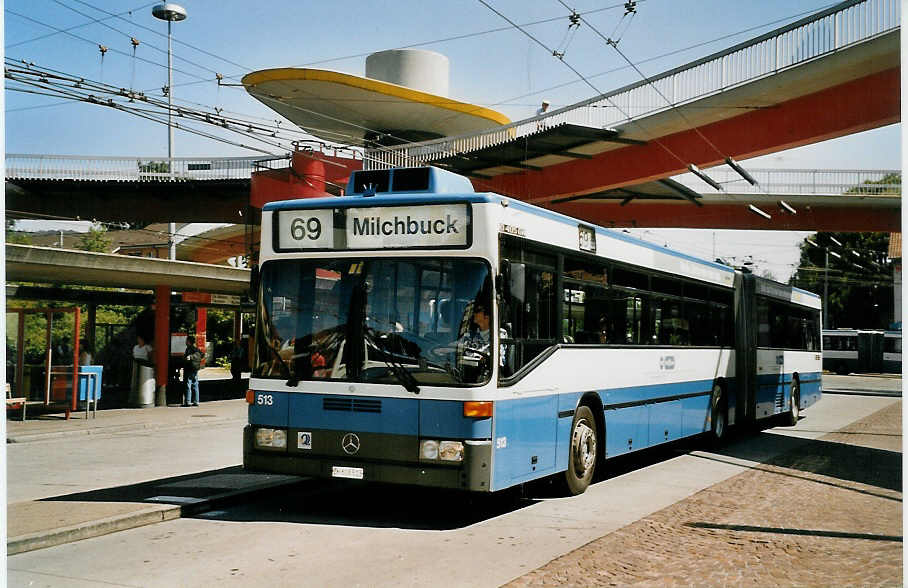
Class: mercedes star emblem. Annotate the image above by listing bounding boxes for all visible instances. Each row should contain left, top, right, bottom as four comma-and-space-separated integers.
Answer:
341, 432, 361, 455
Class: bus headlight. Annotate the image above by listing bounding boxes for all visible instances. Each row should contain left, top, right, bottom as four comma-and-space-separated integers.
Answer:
438, 441, 464, 462
255, 428, 287, 449
420, 439, 439, 460
419, 440, 464, 462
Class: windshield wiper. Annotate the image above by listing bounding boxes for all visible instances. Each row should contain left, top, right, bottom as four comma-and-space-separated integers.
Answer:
364, 327, 420, 394
265, 341, 298, 387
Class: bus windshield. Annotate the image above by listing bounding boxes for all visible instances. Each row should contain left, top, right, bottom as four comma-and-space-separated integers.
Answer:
254, 257, 493, 386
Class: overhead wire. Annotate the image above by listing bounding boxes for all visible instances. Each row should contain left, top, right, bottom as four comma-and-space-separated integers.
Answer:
5, 1, 157, 49
6, 9, 210, 83
50, 0, 221, 79
165, 1, 642, 92
69, 0, 252, 72
475, 0, 690, 170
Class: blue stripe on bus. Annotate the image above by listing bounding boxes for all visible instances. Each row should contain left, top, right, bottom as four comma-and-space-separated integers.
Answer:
420, 400, 492, 439
602, 378, 714, 408
288, 394, 418, 435
250, 393, 492, 439
491, 378, 721, 490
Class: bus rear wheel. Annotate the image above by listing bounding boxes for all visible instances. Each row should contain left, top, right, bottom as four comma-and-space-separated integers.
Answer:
786, 380, 800, 426
563, 405, 598, 495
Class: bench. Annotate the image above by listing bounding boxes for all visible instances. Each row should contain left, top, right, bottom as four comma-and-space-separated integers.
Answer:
6, 383, 27, 421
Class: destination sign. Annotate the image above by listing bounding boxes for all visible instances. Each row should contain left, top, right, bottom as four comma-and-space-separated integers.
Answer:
345, 204, 470, 249
275, 204, 471, 251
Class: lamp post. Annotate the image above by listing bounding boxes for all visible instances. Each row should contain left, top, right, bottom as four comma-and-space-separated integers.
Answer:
152, 3, 186, 260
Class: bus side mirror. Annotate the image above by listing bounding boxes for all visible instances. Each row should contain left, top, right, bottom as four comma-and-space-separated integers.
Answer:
497, 260, 511, 300
249, 265, 260, 303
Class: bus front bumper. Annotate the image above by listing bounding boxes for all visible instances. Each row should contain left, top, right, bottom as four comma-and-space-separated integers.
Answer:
243, 425, 493, 492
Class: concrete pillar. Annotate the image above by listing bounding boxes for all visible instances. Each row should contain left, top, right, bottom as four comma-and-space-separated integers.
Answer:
154, 285, 171, 406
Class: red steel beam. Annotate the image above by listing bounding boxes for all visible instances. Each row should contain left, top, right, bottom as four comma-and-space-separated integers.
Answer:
478, 67, 900, 207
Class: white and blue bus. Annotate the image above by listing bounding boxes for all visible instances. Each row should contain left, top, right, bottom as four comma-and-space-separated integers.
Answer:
244, 166, 822, 495
822, 328, 901, 374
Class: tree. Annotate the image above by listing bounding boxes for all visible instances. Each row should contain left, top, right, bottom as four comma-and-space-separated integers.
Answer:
75, 225, 112, 252
791, 173, 900, 329
790, 232, 893, 329
6, 219, 32, 244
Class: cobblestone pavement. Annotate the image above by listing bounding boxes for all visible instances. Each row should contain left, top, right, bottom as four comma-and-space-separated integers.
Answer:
506, 402, 902, 587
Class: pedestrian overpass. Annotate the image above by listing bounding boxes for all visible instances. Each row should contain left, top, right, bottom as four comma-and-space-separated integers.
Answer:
363, 0, 899, 229
5, 155, 899, 232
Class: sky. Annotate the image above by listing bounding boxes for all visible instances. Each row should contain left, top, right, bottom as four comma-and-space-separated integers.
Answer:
4, 0, 902, 279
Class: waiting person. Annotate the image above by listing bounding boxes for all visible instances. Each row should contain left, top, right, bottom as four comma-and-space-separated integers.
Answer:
598, 316, 609, 344
79, 339, 93, 366
230, 340, 247, 383
133, 335, 153, 366
183, 335, 202, 407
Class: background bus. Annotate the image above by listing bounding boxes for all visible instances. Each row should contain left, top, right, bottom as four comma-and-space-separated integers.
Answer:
822, 329, 902, 374
244, 166, 822, 495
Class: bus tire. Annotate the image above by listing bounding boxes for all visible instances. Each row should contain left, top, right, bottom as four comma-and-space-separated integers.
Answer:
786, 379, 801, 426
708, 382, 727, 446
563, 405, 598, 495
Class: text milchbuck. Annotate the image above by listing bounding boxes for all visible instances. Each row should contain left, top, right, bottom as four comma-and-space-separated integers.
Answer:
351, 214, 460, 237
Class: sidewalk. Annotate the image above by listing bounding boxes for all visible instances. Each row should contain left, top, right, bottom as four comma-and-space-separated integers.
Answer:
6, 395, 302, 555
507, 400, 902, 586
7, 396, 246, 444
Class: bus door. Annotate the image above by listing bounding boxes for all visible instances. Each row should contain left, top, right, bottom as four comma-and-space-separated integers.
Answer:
734, 273, 757, 425
496, 243, 559, 486
858, 331, 884, 373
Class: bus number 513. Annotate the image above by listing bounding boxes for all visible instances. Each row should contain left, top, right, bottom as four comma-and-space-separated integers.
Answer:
291, 217, 322, 241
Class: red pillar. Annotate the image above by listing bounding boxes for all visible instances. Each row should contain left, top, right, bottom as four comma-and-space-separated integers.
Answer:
154, 285, 170, 407
196, 307, 208, 358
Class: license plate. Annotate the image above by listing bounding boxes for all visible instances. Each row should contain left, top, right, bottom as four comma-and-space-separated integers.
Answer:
331, 466, 364, 480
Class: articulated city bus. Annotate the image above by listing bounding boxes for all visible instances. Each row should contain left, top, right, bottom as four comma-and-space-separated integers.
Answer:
822, 329, 902, 374
244, 166, 822, 495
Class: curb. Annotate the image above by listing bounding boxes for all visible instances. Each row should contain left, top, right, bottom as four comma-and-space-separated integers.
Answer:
7, 476, 304, 555
7, 417, 246, 444
7, 505, 181, 555
823, 389, 902, 397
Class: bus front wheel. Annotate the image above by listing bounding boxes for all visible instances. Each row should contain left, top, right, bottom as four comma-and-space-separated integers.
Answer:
786, 380, 800, 426
709, 382, 727, 446
564, 405, 598, 495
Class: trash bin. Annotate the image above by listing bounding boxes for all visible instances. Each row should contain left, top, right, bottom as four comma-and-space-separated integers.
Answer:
130, 360, 155, 408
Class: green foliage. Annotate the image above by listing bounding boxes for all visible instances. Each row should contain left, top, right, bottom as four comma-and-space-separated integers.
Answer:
75, 225, 112, 252
138, 161, 170, 174
6, 219, 32, 244
845, 172, 900, 195
789, 232, 893, 329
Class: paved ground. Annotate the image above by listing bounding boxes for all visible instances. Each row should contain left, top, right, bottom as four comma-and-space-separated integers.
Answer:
5, 374, 902, 584
506, 400, 902, 587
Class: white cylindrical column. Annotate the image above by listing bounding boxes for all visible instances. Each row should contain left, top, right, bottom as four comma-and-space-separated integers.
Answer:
365, 49, 449, 97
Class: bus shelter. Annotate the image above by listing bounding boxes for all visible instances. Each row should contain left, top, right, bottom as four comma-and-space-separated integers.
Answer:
6, 306, 85, 418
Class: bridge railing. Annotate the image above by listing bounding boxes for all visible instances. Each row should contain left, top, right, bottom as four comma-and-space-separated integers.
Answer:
5, 154, 269, 181
366, 0, 899, 170
675, 168, 901, 195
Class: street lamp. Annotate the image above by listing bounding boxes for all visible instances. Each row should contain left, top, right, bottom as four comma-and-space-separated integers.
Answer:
152, 3, 187, 260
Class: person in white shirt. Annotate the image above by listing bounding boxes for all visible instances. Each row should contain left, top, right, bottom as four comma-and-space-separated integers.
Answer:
133, 334, 153, 365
